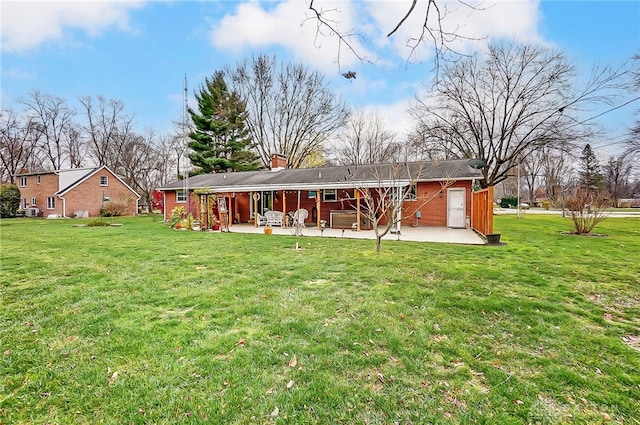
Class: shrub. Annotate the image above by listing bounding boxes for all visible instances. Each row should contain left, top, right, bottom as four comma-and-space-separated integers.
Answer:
500, 196, 519, 208
0, 184, 21, 218
170, 206, 187, 229
541, 200, 552, 210
101, 191, 134, 217
566, 188, 610, 234
87, 219, 110, 227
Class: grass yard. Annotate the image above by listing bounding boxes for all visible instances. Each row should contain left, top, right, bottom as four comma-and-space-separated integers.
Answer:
1, 215, 639, 424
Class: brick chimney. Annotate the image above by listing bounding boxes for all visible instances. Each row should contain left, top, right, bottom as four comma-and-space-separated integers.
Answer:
270, 153, 287, 171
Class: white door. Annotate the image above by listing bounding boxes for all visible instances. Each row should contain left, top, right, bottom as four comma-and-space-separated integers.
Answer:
447, 188, 466, 228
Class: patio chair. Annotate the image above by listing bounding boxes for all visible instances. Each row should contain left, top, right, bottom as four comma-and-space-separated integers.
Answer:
255, 212, 267, 226
265, 210, 283, 226
292, 209, 308, 227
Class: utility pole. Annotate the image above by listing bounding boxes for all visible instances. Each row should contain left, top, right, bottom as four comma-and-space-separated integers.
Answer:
183, 74, 190, 215
516, 160, 521, 219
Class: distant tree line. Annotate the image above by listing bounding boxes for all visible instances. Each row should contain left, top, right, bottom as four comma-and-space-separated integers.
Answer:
2, 44, 639, 210
0, 92, 182, 210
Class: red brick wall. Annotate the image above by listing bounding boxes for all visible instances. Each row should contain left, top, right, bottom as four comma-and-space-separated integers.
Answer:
163, 190, 194, 221
403, 180, 473, 227
162, 180, 474, 227
17, 173, 62, 217
64, 171, 137, 217
17, 170, 138, 217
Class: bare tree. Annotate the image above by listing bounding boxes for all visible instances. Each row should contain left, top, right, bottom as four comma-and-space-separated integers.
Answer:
626, 53, 640, 159
64, 122, 85, 168
0, 109, 41, 183
522, 145, 575, 205
541, 147, 573, 206
78, 95, 136, 169
566, 187, 609, 234
521, 150, 545, 205
403, 126, 449, 161
116, 129, 165, 211
331, 109, 400, 165
20, 91, 76, 170
346, 161, 453, 252
411, 42, 626, 188
155, 133, 181, 185
229, 54, 350, 169
306, 0, 480, 67
171, 116, 193, 179
604, 153, 633, 207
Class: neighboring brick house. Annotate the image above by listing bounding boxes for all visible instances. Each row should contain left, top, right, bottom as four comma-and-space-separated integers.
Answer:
158, 155, 490, 232
15, 166, 140, 218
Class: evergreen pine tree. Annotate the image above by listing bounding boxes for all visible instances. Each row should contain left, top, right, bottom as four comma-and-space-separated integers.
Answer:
188, 71, 260, 174
579, 144, 604, 190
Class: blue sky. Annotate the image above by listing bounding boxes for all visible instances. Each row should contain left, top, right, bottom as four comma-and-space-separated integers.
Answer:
2, 0, 639, 157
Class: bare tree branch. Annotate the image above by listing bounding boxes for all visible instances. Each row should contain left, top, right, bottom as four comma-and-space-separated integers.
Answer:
229, 54, 349, 169
411, 42, 627, 188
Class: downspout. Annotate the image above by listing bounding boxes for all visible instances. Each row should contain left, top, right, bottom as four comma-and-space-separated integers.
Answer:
59, 195, 66, 218
470, 179, 475, 230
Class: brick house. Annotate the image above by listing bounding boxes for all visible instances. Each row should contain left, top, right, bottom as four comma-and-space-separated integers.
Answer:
15, 166, 140, 218
158, 155, 493, 234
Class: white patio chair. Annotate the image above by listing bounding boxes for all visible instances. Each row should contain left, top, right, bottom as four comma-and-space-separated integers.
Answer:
292, 209, 308, 227
255, 212, 267, 226
265, 210, 283, 226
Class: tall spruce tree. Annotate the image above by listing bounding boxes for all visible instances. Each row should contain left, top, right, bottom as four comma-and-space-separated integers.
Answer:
188, 71, 260, 174
579, 144, 604, 190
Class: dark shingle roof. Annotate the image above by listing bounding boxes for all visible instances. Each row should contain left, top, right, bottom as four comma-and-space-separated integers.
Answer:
157, 159, 482, 192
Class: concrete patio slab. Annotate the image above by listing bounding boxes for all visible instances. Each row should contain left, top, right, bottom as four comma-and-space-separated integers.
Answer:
222, 224, 486, 245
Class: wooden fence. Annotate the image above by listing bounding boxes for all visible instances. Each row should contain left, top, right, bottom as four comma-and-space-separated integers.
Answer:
472, 186, 494, 236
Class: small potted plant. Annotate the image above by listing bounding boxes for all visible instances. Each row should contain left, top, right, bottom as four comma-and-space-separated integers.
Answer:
264, 226, 273, 235
211, 214, 220, 231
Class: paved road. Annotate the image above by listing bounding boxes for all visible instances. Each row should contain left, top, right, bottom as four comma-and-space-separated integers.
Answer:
494, 208, 640, 218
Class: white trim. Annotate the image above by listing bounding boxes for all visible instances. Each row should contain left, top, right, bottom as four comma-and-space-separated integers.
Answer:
163, 191, 167, 221
323, 189, 337, 201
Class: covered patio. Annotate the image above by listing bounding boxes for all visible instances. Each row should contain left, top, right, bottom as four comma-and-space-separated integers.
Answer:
220, 223, 486, 245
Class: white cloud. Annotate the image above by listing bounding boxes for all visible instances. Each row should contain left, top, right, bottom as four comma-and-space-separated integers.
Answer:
1, 0, 146, 52
361, 98, 416, 138
366, 0, 544, 61
210, 0, 545, 72
210, 0, 371, 73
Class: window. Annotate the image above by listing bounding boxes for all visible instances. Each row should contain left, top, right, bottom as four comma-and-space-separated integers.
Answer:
323, 189, 337, 202
406, 185, 417, 201
19, 176, 27, 187
31, 197, 37, 206
100, 175, 108, 186
176, 190, 187, 203
36, 175, 41, 184
22, 198, 28, 209
46, 197, 55, 210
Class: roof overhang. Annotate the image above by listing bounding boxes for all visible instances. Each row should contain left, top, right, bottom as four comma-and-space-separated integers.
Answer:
159, 177, 476, 193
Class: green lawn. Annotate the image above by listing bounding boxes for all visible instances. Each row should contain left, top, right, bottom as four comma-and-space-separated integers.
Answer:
1, 215, 639, 424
